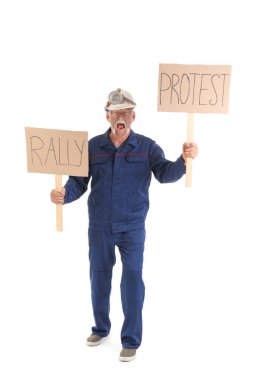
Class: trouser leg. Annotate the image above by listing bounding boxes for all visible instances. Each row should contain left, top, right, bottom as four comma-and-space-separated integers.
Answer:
88, 228, 116, 337
116, 227, 146, 349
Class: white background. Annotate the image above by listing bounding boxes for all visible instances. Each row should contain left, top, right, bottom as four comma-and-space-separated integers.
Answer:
0, 0, 252, 379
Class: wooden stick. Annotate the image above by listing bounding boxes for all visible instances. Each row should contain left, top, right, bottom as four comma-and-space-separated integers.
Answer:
55, 175, 63, 231
186, 113, 194, 187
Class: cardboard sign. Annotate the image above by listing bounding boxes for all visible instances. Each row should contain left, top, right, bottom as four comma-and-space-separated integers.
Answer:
158, 64, 231, 113
25, 127, 88, 176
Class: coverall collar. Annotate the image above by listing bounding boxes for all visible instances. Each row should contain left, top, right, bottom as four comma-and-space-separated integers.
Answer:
99, 128, 137, 149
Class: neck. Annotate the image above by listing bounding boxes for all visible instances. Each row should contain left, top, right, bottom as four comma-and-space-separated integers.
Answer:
109, 130, 130, 148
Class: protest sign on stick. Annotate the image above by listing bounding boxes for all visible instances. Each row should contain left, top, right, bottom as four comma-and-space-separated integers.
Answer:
158, 63, 231, 186
25, 127, 88, 231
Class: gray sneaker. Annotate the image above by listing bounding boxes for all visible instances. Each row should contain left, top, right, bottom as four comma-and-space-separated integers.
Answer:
119, 348, 137, 362
86, 334, 109, 346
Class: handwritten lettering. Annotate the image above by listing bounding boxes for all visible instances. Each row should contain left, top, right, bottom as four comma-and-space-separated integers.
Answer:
30, 136, 85, 167
158, 64, 231, 114
159, 72, 229, 107
25, 128, 88, 176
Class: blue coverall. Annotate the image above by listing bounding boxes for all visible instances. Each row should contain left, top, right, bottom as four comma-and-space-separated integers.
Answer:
64, 128, 186, 349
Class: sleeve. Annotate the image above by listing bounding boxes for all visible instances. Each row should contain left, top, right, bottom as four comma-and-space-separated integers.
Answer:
63, 175, 91, 204
149, 142, 186, 183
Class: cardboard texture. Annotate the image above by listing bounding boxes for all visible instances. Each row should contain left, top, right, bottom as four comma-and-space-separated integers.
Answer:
158, 64, 231, 113
25, 127, 88, 176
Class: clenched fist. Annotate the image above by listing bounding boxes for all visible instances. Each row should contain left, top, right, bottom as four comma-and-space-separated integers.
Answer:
50, 188, 66, 205
182, 142, 198, 161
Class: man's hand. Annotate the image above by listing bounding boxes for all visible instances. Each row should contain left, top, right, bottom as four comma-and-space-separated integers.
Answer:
182, 143, 198, 161
50, 188, 66, 204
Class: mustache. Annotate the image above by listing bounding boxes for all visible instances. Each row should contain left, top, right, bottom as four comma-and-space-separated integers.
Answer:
113, 119, 127, 128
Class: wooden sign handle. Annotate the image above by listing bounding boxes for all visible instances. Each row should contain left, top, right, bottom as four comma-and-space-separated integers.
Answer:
186, 113, 194, 187
55, 175, 63, 231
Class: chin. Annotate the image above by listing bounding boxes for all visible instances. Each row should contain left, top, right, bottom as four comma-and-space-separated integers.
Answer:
114, 127, 129, 136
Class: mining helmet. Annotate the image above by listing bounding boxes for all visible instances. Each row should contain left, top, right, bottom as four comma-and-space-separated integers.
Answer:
105, 88, 136, 111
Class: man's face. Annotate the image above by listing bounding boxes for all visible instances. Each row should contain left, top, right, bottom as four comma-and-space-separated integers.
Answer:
106, 108, 135, 138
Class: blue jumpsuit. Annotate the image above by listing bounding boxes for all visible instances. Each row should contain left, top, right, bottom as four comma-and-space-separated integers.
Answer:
64, 128, 186, 349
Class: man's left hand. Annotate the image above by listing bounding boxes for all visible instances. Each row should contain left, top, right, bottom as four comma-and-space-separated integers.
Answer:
182, 143, 198, 161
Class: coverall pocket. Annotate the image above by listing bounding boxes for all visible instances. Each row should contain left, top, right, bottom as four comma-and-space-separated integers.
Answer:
88, 191, 103, 220
125, 155, 149, 178
127, 192, 148, 213
90, 156, 109, 177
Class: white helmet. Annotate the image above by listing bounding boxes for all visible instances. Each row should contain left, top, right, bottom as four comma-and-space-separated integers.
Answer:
105, 88, 136, 111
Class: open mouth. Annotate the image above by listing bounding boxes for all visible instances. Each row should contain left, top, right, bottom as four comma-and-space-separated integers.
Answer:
117, 123, 125, 130
115, 120, 126, 131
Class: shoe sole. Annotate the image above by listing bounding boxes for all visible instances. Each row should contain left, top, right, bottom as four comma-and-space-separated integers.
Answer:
86, 335, 109, 346
119, 354, 136, 362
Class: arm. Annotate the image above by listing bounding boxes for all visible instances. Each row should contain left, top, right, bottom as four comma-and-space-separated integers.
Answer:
150, 142, 186, 183
64, 175, 90, 204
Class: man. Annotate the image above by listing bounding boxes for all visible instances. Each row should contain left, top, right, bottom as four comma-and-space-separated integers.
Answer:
50, 88, 198, 362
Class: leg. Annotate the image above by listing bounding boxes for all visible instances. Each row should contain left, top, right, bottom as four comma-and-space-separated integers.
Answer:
88, 228, 116, 337
115, 227, 146, 349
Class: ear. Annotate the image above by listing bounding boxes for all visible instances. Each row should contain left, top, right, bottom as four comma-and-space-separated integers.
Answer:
132, 111, 136, 122
106, 111, 110, 122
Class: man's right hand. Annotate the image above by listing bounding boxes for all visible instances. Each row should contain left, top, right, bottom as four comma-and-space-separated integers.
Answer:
50, 188, 66, 204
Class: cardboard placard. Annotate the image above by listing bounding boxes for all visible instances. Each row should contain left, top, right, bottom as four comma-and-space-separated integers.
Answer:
158, 64, 231, 113
25, 127, 88, 176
